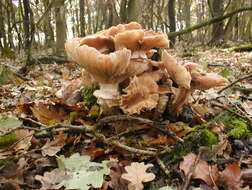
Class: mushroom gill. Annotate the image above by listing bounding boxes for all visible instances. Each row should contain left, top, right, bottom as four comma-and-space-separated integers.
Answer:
120, 72, 160, 114
76, 45, 131, 107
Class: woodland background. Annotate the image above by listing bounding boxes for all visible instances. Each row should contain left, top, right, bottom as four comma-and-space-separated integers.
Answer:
0, 0, 252, 63
0, 1, 252, 190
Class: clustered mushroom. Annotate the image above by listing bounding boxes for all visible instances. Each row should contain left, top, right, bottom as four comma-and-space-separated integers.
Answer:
65, 22, 228, 116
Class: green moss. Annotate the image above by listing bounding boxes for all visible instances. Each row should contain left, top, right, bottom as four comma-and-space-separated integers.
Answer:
231, 44, 252, 52
82, 86, 98, 107
200, 129, 218, 146
227, 119, 250, 139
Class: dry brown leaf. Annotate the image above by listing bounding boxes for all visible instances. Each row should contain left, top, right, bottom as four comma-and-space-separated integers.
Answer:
14, 129, 33, 151
31, 103, 68, 125
219, 163, 242, 190
55, 79, 83, 106
121, 162, 155, 190
107, 161, 129, 190
41, 133, 68, 156
35, 168, 69, 190
180, 153, 218, 187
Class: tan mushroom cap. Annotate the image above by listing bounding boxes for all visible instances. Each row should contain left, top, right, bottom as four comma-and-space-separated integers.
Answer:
100, 22, 142, 36
79, 35, 115, 53
161, 50, 191, 89
76, 45, 131, 84
191, 72, 228, 90
120, 72, 160, 114
142, 30, 169, 50
65, 38, 82, 61
114, 29, 144, 50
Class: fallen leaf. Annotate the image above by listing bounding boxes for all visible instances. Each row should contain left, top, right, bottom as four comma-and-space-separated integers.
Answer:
55, 79, 82, 106
219, 163, 242, 190
180, 153, 218, 187
35, 168, 69, 190
107, 161, 129, 190
14, 129, 33, 151
31, 103, 68, 125
121, 162, 155, 190
41, 133, 67, 156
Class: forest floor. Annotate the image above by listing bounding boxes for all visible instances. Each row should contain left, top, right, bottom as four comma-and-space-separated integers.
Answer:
0, 48, 251, 190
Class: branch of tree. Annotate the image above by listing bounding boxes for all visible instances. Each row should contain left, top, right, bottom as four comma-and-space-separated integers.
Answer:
168, 6, 252, 38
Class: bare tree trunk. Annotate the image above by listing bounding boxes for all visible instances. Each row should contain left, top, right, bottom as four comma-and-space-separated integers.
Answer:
22, 0, 35, 67
127, 0, 143, 22
79, 0, 85, 36
0, 1, 7, 51
168, 0, 176, 47
43, 0, 54, 48
208, 0, 225, 45
54, 0, 67, 56
120, 0, 127, 23
5, 0, 14, 48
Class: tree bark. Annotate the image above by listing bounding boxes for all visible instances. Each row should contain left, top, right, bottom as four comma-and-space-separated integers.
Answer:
120, 0, 127, 23
127, 0, 143, 22
22, 0, 35, 66
208, 0, 225, 45
54, 0, 67, 56
79, 0, 85, 36
0, 1, 7, 50
168, 0, 176, 47
43, 0, 54, 48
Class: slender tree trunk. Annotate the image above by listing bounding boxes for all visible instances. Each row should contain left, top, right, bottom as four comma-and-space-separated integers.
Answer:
54, 0, 67, 56
0, 1, 7, 51
5, 0, 14, 48
168, 0, 176, 47
127, 0, 143, 22
120, 0, 127, 23
209, 0, 225, 45
22, 0, 35, 66
43, 0, 54, 48
79, 0, 85, 36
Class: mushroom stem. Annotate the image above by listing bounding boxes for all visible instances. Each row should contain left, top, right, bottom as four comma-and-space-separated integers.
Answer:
94, 83, 120, 107
171, 87, 191, 116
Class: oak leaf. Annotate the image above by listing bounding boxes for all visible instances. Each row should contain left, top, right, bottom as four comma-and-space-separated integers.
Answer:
121, 162, 155, 190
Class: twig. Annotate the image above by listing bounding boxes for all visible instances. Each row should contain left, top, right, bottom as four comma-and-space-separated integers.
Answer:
0, 126, 25, 137
156, 156, 170, 175
96, 115, 184, 143
218, 73, 252, 94
211, 103, 252, 124
0, 131, 35, 153
19, 117, 157, 156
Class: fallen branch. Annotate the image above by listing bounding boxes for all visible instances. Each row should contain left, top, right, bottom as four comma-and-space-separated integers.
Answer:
19, 117, 157, 156
218, 73, 252, 94
168, 6, 252, 38
96, 115, 184, 143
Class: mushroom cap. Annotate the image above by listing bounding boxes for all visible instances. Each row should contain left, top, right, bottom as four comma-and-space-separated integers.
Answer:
65, 38, 82, 61
76, 45, 131, 84
120, 73, 159, 114
142, 30, 169, 50
101, 22, 142, 36
79, 35, 115, 53
191, 72, 228, 90
161, 50, 191, 89
184, 62, 203, 73
114, 29, 144, 50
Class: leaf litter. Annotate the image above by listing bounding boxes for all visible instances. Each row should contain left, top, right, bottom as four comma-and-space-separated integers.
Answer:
0, 48, 251, 190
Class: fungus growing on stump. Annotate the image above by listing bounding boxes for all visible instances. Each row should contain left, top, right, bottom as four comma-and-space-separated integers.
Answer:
64, 22, 228, 117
